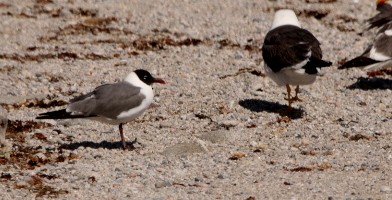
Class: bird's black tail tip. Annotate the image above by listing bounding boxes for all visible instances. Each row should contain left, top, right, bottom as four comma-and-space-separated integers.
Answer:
36, 109, 94, 119
318, 59, 333, 68
338, 56, 378, 70
324, 60, 333, 67
36, 109, 70, 120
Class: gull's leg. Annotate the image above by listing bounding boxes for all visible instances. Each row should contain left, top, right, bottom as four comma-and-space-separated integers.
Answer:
284, 84, 292, 107
119, 123, 126, 150
292, 85, 303, 102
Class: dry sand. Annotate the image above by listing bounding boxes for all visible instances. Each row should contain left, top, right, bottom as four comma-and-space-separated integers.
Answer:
0, 0, 391, 199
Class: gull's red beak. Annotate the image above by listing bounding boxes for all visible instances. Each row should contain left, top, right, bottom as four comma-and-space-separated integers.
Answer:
153, 78, 166, 84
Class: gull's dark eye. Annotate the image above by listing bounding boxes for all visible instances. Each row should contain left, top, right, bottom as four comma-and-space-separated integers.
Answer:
134, 69, 154, 85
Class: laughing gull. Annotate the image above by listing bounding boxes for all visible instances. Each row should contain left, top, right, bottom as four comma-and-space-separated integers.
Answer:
36, 69, 165, 150
367, 0, 392, 31
262, 9, 332, 108
339, 22, 392, 71
339, 0, 392, 71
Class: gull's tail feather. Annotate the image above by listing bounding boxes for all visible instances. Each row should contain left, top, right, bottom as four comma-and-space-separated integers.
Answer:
364, 59, 392, 71
338, 56, 379, 69
303, 58, 332, 74
36, 109, 92, 119
314, 58, 333, 68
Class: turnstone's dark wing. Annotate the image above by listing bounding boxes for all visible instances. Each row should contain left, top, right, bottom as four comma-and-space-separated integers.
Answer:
262, 25, 331, 74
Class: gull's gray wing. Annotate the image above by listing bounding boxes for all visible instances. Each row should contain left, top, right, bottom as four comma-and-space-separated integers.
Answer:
67, 82, 145, 119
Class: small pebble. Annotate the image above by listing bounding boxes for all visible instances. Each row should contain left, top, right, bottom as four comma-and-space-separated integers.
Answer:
155, 181, 172, 188
380, 186, 391, 193
194, 183, 209, 188
217, 174, 225, 179
194, 177, 204, 182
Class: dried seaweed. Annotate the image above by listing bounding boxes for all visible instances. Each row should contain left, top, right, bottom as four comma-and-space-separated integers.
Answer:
14, 175, 69, 198
229, 152, 246, 160
299, 9, 330, 19
305, 0, 337, 3
367, 69, 392, 77
32, 133, 47, 141
0, 3, 11, 8
69, 7, 98, 17
5, 120, 51, 143
349, 134, 372, 141
0, 52, 78, 62
285, 162, 332, 172
219, 67, 265, 79
286, 166, 313, 172
1, 96, 67, 110
0, 144, 79, 170
36, 0, 53, 4
0, 173, 12, 181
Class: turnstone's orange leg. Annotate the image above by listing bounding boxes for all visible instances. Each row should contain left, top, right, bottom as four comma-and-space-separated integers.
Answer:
284, 84, 293, 107
291, 85, 303, 102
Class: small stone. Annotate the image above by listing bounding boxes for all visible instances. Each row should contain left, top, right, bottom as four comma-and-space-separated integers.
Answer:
15, 181, 29, 188
381, 186, 391, 193
0, 107, 8, 143
159, 121, 172, 128
127, 172, 138, 178
229, 152, 246, 160
155, 180, 172, 188
318, 162, 332, 170
194, 177, 204, 182
199, 130, 233, 144
217, 174, 225, 179
20, 70, 33, 79
155, 168, 165, 172
68, 160, 77, 164
93, 153, 103, 159
43, 4, 54, 12
59, 8, 72, 18
69, 152, 80, 160
194, 183, 209, 188
294, 133, 302, 138
58, 119, 85, 127
234, 52, 243, 59
180, 113, 195, 120
251, 83, 264, 92
220, 120, 240, 128
253, 143, 268, 152
35, 153, 46, 160
0, 141, 11, 159
162, 142, 206, 156
252, 17, 264, 22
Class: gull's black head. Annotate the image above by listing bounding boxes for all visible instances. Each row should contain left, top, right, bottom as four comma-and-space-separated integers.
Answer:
134, 69, 165, 85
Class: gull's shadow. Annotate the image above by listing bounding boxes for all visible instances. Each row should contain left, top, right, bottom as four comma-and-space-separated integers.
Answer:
347, 77, 392, 90
239, 99, 304, 119
59, 140, 137, 150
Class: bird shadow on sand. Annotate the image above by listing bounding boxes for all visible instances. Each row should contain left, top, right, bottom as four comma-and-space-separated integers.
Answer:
347, 77, 392, 90
59, 140, 137, 151
239, 99, 304, 119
